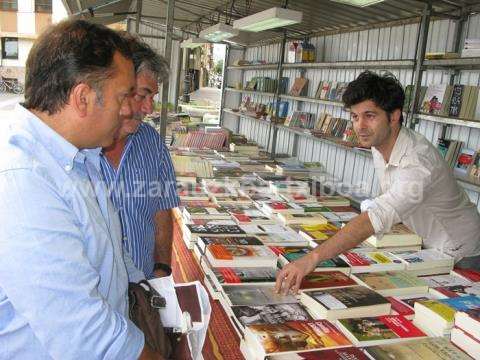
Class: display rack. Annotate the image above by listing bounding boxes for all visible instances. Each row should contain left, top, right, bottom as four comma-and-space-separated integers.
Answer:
220, 3, 480, 198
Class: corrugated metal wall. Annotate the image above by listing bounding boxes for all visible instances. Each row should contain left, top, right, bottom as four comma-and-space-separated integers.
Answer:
129, 20, 182, 105
223, 16, 480, 209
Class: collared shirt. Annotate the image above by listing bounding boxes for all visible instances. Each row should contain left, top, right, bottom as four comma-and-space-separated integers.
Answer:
368, 127, 480, 261
100, 122, 180, 278
0, 105, 145, 359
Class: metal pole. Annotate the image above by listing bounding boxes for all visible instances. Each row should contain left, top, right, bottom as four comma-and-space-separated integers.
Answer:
174, 45, 183, 112
408, 2, 431, 129
182, 47, 191, 103
268, 28, 287, 159
219, 44, 230, 127
135, 0, 142, 34
159, 0, 175, 138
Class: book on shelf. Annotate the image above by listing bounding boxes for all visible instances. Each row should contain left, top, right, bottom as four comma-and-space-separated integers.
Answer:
182, 205, 231, 220
289, 77, 309, 97
268, 347, 370, 360
261, 201, 305, 215
231, 303, 312, 328
315, 195, 350, 207
276, 212, 328, 226
430, 283, 480, 298
297, 223, 339, 243
420, 273, 473, 288
339, 251, 404, 273
205, 244, 278, 268
299, 270, 358, 290
336, 315, 426, 347
365, 337, 471, 360
437, 138, 463, 168
468, 150, 480, 183
327, 81, 338, 101
320, 211, 358, 223
300, 285, 391, 321
455, 308, 480, 342
222, 284, 297, 307
420, 84, 448, 115
197, 235, 264, 254
365, 223, 422, 248
184, 223, 246, 243
449, 84, 464, 117
273, 247, 351, 275
413, 295, 480, 336
387, 293, 437, 320
270, 180, 310, 193
296, 203, 332, 213
352, 271, 429, 296
450, 327, 480, 360
244, 320, 352, 359
239, 224, 296, 236
257, 233, 309, 247
452, 268, 480, 282
454, 148, 476, 176
279, 192, 318, 203
315, 81, 331, 99
391, 249, 454, 276
209, 266, 277, 287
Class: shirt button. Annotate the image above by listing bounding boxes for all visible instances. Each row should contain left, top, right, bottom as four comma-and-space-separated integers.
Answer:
64, 164, 72, 172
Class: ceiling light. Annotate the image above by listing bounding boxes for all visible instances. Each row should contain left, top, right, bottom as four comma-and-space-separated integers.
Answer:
199, 23, 239, 42
233, 7, 302, 32
180, 37, 209, 48
330, 0, 385, 7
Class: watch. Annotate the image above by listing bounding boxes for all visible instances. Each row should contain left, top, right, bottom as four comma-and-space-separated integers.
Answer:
153, 262, 172, 276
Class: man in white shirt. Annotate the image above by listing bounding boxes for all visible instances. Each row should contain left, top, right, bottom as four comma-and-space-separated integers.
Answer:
276, 71, 480, 294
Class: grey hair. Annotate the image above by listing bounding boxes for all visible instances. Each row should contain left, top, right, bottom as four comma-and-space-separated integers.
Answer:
119, 31, 169, 82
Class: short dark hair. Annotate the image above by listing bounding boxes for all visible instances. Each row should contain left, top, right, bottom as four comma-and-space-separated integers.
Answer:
342, 71, 405, 125
24, 19, 132, 114
120, 32, 169, 82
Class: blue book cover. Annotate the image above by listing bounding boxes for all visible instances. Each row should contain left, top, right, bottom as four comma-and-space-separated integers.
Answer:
442, 295, 480, 311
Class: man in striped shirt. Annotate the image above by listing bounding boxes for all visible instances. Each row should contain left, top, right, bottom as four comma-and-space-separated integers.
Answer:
101, 33, 180, 278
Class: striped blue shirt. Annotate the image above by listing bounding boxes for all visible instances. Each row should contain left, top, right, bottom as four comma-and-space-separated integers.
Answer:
101, 122, 180, 278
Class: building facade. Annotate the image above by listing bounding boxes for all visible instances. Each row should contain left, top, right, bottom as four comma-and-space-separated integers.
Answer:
0, 0, 52, 83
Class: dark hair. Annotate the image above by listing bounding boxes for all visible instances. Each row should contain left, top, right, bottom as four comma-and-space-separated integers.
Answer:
24, 19, 132, 114
120, 32, 169, 82
342, 70, 405, 125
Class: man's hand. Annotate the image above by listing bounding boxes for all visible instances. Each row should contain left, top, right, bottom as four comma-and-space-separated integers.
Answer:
275, 252, 318, 295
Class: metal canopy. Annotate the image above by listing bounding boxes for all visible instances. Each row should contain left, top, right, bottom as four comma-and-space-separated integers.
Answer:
63, 0, 480, 42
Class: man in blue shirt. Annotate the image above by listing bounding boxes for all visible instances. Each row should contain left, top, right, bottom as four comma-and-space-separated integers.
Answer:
101, 34, 180, 279
0, 20, 161, 359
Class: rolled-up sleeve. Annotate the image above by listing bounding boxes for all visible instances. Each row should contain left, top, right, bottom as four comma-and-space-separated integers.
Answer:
368, 157, 435, 235
0, 170, 144, 359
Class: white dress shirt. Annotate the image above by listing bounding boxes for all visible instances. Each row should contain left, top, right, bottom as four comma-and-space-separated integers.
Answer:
368, 127, 480, 262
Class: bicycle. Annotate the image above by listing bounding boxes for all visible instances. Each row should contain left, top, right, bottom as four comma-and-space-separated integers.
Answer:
0, 77, 24, 94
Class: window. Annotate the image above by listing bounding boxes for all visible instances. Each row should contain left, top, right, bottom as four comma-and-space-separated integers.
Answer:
0, 0, 17, 11
1, 37, 18, 60
35, 0, 51, 12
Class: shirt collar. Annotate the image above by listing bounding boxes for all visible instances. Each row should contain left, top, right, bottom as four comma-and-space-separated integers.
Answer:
371, 127, 409, 168
14, 104, 79, 171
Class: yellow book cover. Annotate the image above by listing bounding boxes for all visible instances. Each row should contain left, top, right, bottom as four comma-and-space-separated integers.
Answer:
418, 300, 455, 322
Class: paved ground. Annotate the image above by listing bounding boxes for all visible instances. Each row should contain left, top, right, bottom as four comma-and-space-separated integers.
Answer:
0, 93, 23, 116
188, 87, 222, 107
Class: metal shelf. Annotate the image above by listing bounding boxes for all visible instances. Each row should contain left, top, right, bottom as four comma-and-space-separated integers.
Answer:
423, 57, 480, 69
455, 173, 480, 193
282, 60, 415, 70
415, 113, 480, 129
225, 88, 276, 97
280, 94, 345, 107
227, 63, 278, 70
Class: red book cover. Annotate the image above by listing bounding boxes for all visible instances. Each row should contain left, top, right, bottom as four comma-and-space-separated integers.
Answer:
386, 297, 415, 317
344, 252, 371, 266
269, 246, 284, 256
300, 271, 357, 289
454, 268, 480, 282
233, 214, 251, 223
379, 315, 426, 338
270, 201, 289, 210
219, 268, 241, 283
